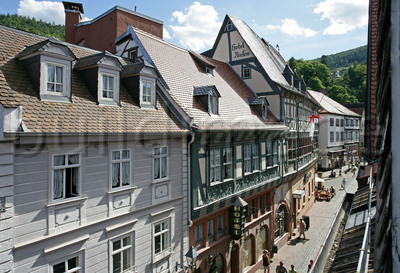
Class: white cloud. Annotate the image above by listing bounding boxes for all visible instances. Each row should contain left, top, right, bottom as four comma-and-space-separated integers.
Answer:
18, 0, 65, 25
314, 0, 368, 35
263, 19, 316, 37
169, 2, 221, 52
163, 28, 171, 40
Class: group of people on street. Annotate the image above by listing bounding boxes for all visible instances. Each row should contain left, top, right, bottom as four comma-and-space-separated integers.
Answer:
262, 250, 298, 273
262, 218, 308, 273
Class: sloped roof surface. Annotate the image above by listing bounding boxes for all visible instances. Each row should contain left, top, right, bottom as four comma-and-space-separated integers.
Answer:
0, 25, 186, 134
132, 27, 286, 131
308, 90, 361, 117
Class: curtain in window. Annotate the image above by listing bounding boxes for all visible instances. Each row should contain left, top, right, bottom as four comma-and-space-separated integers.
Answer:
55, 66, 63, 93
53, 155, 65, 199
161, 157, 167, 178
47, 64, 55, 91
154, 158, 160, 179
112, 163, 120, 187
122, 162, 130, 186
53, 169, 63, 199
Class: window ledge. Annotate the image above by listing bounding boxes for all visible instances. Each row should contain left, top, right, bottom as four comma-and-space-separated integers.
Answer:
41, 94, 71, 103
47, 196, 87, 208
152, 178, 170, 184
107, 186, 137, 195
153, 249, 172, 263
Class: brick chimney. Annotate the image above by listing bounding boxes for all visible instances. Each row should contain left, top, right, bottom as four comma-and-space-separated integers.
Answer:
62, 1, 84, 44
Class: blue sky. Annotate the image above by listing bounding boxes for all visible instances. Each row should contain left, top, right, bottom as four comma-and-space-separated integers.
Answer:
0, 0, 369, 60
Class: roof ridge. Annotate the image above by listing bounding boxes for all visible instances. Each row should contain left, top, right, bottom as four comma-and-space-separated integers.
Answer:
132, 27, 188, 53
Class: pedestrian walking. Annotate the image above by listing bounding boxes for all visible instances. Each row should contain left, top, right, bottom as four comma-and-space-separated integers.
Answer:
262, 250, 271, 273
276, 261, 287, 273
341, 178, 346, 190
289, 264, 297, 273
298, 219, 306, 240
307, 260, 314, 273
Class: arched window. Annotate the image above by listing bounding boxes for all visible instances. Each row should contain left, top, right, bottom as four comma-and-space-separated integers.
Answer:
274, 205, 288, 239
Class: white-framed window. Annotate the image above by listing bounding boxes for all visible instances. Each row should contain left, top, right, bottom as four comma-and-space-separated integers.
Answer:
140, 77, 156, 107
46, 62, 65, 94
52, 255, 81, 273
97, 68, 120, 104
242, 67, 251, 79
223, 147, 233, 180
111, 149, 131, 189
153, 146, 168, 181
102, 74, 115, 99
209, 95, 218, 115
40, 55, 72, 101
111, 235, 133, 273
252, 143, 259, 171
52, 154, 80, 201
210, 149, 221, 183
154, 220, 170, 256
244, 144, 251, 173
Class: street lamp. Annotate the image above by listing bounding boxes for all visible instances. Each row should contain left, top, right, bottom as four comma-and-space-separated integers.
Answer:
176, 246, 198, 272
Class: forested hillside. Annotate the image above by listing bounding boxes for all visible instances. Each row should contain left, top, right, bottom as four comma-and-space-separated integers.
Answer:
315, 45, 367, 72
0, 14, 64, 40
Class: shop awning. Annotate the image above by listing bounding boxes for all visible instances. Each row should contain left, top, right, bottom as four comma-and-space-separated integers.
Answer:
293, 190, 306, 199
315, 177, 325, 183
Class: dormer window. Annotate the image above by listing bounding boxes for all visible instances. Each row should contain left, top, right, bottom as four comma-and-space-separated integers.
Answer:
209, 95, 218, 115
140, 76, 156, 108
16, 38, 75, 103
97, 68, 120, 105
206, 67, 214, 76
46, 63, 65, 93
193, 85, 221, 116
262, 103, 268, 120
102, 74, 115, 99
248, 97, 269, 120
74, 52, 122, 106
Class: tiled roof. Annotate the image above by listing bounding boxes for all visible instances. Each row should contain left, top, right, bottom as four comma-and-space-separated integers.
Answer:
308, 90, 361, 117
132, 27, 285, 131
0, 25, 186, 134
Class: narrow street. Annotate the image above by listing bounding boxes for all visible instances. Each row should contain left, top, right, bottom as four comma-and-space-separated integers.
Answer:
256, 166, 359, 273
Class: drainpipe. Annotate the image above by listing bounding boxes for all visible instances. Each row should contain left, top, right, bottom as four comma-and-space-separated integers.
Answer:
187, 132, 196, 228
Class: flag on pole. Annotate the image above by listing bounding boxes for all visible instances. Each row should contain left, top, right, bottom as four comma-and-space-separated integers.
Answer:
309, 114, 320, 137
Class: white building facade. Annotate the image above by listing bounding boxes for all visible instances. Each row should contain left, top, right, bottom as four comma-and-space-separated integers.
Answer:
308, 91, 361, 170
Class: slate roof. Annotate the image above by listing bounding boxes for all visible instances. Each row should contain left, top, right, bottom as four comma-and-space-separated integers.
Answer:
130, 27, 286, 131
308, 90, 361, 117
0, 25, 186, 134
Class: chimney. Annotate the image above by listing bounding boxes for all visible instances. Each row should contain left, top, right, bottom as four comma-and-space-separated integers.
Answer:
62, 2, 84, 44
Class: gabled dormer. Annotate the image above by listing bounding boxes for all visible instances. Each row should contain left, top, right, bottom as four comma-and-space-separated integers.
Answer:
189, 50, 215, 76
121, 60, 158, 109
193, 85, 221, 115
16, 37, 76, 102
282, 63, 294, 87
74, 52, 122, 106
293, 71, 302, 91
248, 97, 269, 120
